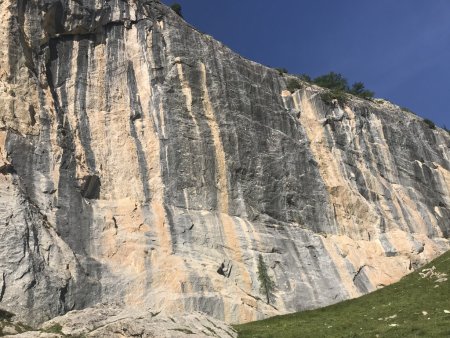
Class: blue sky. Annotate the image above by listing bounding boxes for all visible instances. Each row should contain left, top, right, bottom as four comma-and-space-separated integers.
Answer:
162, 0, 450, 128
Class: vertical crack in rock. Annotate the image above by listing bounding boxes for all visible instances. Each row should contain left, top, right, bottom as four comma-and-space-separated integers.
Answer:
218, 214, 252, 301
0, 272, 6, 302
59, 283, 68, 310
176, 60, 201, 137
42, 1, 65, 36
320, 238, 359, 299
73, 37, 96, 172
16, 0, 35, 73
124, 20, 189, 301
174, 59, 208, 210
80, 175, 101, 199
28, 105, 36, 126
46, 30, 103, 307
200, 62, 229, 214
127, 61, 151, 202
288, 240, 320, 302
352, 265, 372, 294
296, 92, 378, 238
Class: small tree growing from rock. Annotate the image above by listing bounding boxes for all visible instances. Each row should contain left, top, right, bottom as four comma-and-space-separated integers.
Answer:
257, 254, 275, 304
170, 3, 183, 18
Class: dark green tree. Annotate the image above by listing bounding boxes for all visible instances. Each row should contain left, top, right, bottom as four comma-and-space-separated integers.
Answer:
313, 72, 375, 102
349, 82, 364, 95
170, 3, 183, 18
349, 81, 374, 99
313, 72, 349, 91
257, 254, 275, 304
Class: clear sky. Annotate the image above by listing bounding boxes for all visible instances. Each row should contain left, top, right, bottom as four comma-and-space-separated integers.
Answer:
161, 0, 450, 128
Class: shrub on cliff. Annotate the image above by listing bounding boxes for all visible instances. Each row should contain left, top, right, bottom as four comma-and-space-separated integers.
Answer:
423, 118, 436, 129
170, 3, 183, 17
314, 72, 349, 92
313, 72, 375, 101
401, 107, 414, 113
286, 78, 301, 93
320, 89, 348, 107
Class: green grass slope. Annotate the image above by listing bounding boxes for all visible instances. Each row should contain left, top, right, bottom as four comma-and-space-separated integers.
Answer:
235, 250, 450, 338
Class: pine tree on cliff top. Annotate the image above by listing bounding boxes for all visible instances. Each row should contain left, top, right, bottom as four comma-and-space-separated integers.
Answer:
257, 254, 275, 304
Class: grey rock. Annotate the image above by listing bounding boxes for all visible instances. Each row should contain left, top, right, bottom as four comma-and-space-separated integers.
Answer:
0, 0, 449, 328
40, 306, 237, 338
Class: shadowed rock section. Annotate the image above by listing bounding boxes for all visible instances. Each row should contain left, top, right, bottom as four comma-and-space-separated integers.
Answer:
80, 175, 101, 199
0, 0, 449, 330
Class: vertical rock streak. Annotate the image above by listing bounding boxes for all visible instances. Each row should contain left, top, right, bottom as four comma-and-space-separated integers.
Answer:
200, 62, 229, 214
0, 0, 449, 327
296, 92, 375, 238
176, 61, 201, 139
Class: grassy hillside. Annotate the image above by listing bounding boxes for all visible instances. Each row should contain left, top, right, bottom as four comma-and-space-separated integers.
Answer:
235, 250, 450, 338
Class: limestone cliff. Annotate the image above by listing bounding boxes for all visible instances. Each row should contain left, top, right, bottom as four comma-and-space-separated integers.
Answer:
0, 0, 449, 329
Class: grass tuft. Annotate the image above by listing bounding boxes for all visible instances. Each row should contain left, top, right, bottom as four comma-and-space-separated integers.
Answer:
43, 323, 63, 334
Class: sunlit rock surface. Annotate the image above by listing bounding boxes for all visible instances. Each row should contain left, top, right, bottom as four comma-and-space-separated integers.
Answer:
0, 0, 449, 331
5, 306, 237, 338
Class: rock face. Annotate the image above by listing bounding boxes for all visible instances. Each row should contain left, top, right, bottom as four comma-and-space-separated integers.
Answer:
0, 0, 449, 329
4, 307, 237, 338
